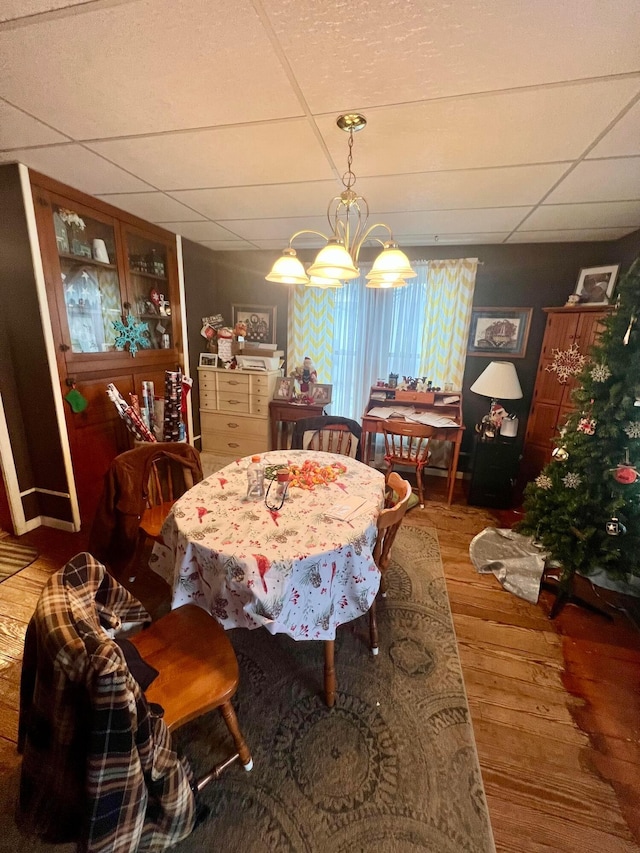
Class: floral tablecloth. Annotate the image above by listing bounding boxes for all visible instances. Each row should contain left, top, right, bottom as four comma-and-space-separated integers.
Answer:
150, 450, 386, 641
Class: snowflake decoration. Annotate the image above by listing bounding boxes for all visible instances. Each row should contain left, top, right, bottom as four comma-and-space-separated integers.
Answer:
590, 363, 611, 383
624, 421, 640, 439
545, 343, 586, 384
112, 314, 150, 356
535, 473, 553, 490
562, 471, 582, 489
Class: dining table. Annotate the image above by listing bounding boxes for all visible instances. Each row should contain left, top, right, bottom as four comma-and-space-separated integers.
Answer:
150, 449, 386, 706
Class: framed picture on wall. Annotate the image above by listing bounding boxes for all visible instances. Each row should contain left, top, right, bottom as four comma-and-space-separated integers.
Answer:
467, 307, 532, 358
231, 304, 277, 344
573, 265, 620, 305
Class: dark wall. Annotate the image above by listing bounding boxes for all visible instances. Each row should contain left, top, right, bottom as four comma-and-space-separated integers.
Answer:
181, 231, 640, 466
0, 163, 70, 522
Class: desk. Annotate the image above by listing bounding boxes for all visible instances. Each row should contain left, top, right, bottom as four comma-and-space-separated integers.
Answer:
269, 400, 325, 450
361, 388, 464, 505
151, 451, 385, 704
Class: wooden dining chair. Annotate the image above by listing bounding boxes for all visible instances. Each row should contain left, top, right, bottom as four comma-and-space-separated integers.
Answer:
368, 472, 413, 656
382, 421, 436, 508
129, 604, 253, 786
291, 416, 362, 460
129, 451, 199, 581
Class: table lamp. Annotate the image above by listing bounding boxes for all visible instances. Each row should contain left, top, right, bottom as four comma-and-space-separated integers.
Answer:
470, 361, 523, 438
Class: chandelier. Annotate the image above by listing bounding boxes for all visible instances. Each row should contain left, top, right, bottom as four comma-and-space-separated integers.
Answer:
265, 114, 417, 289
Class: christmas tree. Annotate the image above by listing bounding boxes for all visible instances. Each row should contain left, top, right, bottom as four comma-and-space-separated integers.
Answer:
519, 257, 640, 587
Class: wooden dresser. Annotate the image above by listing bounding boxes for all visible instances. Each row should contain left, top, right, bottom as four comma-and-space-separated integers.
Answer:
521, 305, 610, 484
198, 367, 279, 461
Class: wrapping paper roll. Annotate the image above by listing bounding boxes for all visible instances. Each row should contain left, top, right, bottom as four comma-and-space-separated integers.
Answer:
163, 370, 183, 442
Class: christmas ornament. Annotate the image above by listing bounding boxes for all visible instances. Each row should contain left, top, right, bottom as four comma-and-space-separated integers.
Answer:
606, 517, 627, 536
112, 314, 151, 356
535, 473, 553, 490
590, 363, 611, 383
609, 448, 640, 484
552, 445, 569, 462
545, 343, 587, 384
577, 416, 596, 435
562, 472, 581, 489
624, 421, 640, 439
623, 312, 637, 346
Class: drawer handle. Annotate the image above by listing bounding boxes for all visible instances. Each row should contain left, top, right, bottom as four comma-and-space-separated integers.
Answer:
227, 422, 239, 428
228, 380, 240, 386
227, 399, 241, 405
228, 442, 240, 448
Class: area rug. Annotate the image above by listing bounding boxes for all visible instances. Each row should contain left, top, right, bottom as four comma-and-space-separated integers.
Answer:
0, 540, 38, 583
172, 525, 495, 852
0, 526, 494, 852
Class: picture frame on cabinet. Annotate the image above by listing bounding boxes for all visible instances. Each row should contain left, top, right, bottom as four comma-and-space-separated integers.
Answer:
467, 307, 532, 358
573, 265, 620, 305
275, 376, 294, 400
231, 304, 277, 344
309, 383, 333, 405
199, 352, 218, 367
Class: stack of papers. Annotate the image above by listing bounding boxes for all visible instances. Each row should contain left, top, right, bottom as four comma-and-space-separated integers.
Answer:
326, 495, 367, 522
367, 406, 416, 419
405, 412, 459, 427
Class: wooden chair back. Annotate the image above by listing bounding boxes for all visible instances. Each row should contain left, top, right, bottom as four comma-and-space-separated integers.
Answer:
373, 472, 413, 572
305, 424, 358, 458
382, 421, 435, 466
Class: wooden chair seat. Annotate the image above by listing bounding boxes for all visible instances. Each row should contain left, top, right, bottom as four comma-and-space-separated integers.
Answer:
129, 604, 253, 782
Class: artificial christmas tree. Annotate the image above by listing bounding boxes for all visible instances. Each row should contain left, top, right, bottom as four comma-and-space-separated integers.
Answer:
519, 258, 640, 606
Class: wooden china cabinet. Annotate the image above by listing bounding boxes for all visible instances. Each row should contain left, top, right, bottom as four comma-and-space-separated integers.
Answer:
521, 305, 611, 485
30, 171, 187, 525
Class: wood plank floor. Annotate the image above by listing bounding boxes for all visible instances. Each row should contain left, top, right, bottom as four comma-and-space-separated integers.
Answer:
1, 478, 639, 852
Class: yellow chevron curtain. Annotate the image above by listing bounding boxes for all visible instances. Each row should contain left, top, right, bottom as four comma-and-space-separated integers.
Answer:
286, 284, 336, 383
419, 258, 478, 388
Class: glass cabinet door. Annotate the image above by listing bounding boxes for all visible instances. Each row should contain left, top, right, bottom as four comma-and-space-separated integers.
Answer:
52, 202, 123, 354
123, 230, 173, 350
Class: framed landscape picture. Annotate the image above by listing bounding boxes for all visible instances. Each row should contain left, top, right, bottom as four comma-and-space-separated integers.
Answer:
467, 307, 532, 358
232, 304, 277, 344
573, 265, 619, 305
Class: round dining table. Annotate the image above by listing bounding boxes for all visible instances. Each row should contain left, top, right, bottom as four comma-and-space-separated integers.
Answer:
150, 450, 386, 705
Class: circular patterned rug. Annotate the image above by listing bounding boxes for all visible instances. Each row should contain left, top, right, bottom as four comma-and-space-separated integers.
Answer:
172, 525, 495, 852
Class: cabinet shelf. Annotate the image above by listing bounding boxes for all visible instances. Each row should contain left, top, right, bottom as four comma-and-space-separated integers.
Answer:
58, 251, 116, 269
129, 268, 167, 281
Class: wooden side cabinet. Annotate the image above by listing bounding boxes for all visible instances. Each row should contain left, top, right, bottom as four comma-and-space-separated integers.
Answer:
521, 305, 610, 485
468, 436, 521, 509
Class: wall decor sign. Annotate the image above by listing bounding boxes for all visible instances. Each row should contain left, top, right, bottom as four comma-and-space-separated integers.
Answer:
467, 307, 532, 358
231, 304, 277, 344
573, 265, 620, 305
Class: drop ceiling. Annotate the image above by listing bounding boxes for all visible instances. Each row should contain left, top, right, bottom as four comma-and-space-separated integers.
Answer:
1, 0, 639, 251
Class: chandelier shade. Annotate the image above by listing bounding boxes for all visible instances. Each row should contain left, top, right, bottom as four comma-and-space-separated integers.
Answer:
265, 114, 416, 289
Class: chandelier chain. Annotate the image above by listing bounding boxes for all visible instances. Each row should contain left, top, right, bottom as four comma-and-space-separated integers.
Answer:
342, 128, 356, 191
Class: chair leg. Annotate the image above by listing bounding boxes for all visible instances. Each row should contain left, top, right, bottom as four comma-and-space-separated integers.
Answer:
416, 466, 425, 508
369, 599, 379, 656
380, 571, 388, 598
324, 640, 336, 708
127, 528, 148, 583
219, 701, 253, 771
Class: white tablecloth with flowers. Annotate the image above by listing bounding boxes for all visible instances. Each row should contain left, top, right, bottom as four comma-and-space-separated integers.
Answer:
150, 450, 386, 641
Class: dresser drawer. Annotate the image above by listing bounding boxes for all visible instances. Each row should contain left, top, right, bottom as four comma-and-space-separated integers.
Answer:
250, 374, 274, 394
217, 393, 250, 414
201, 432, 269, 456
218, 373, 250, 392
198, 371, 217, 391
200, 411, 268, 439
199, 388, 218, 410
250, 398, 270, 416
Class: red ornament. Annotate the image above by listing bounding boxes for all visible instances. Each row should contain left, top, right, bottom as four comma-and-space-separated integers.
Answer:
613, 465, 639, 485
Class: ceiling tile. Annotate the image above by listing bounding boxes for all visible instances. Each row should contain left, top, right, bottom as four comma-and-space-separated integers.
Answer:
372, 207, 532, 236
545, 157, 640, 204
0, 99, 68, 147
169, 180, 342, 220
0, 0, 303, 138
507, 227, 636, 243
198, 240, 258, 251
160, 221, 241, 241
88, 120, 335, 191
264, 0, 640, 111
359, 164, 569, 212
95, 192, 206, 222
404, 233, 511, 246
523, 201, 640, 231
587, 99, 640, 158
0, 143, 153, 193
217, 215, 331, 243
315, 78, 640, 174
0, 0, 85, 23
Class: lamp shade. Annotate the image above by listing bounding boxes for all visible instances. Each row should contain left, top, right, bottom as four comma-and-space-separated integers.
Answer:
365, 244, 417, 280
306, 240, 360, 280
470, 361, 523, 399
265, 248, 309, 284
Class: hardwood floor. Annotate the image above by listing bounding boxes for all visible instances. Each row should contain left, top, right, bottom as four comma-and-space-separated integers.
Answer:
1, 478, 639, 853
